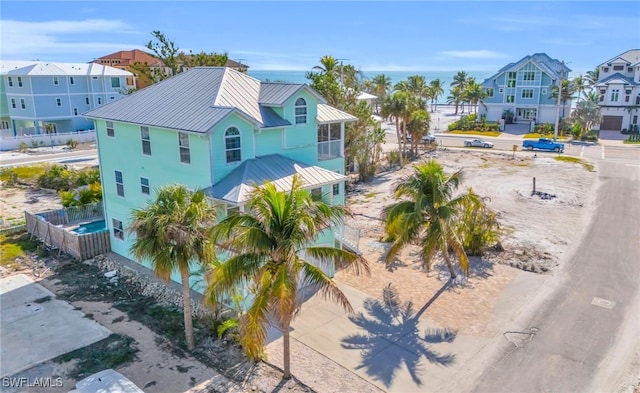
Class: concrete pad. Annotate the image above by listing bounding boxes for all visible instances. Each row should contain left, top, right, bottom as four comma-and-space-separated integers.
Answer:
0, 274, 111, 378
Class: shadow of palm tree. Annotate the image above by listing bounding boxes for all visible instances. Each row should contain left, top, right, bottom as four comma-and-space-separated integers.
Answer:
341, 283, 456, 387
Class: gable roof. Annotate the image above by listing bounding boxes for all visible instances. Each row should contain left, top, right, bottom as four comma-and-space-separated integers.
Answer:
596, 73, 638, 87
0, 61, 132, 76
84, 67, 350, 133
317, 104, 358, 123
207, 154, 346, 204
600, 49, 640, 67
258, 83, 326, 106
482, 53, 570, 86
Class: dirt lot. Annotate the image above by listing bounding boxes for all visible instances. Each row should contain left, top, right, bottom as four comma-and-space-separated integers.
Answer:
0, 146, 600, 392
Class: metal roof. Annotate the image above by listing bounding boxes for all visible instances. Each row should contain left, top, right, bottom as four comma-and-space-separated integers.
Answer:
258, 83, 327, 105
601, 49, 640, 67
0, 61, 132, 76
317, 104, 357, 123
596, 73, 638, 87
84, 67, 345, 133
481, 53, 570, 86
207, 154, 346, 204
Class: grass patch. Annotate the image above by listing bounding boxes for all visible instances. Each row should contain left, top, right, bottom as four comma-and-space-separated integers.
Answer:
54, 333, 138, 380
0, 232, 40, 270
523, 133, 569, 140
0, 164, 49, 185
364, 191, 379, 199
623, 139, 640, 144
554, 156, 594, 171
448, 130, 501, 137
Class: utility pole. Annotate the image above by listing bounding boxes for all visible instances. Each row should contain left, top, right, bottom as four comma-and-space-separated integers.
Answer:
553, 61, 564, 142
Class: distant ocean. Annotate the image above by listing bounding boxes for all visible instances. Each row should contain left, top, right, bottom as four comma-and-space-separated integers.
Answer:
248, 70, 492, 104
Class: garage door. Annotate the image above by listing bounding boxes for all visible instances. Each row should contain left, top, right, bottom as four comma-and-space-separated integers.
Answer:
601, 116, 623, 131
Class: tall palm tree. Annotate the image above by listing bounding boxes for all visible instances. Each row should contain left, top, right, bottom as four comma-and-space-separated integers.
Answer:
205, 176, 369, 379
382, 93, 407, 166
372, 74, 392, 114
571, 94, 603, 140
129, 185, 217, 351
450, 71, 469, 112
573, 75, 586, 103
429, 78, 445, 112
585, 67, 600, 92
447, 86, 464, 115
550, 79, 576, 118
383, 161, 480, 279
465, 80, 487, 114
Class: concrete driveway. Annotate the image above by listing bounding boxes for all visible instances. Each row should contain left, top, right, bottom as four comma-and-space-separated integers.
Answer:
0, 274, 111, 378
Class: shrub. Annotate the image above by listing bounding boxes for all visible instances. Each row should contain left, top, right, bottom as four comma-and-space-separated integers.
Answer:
456, 189, 501, 256
66, 138, 78, 149
18, 142, 28, 152
387, 150, 401, 167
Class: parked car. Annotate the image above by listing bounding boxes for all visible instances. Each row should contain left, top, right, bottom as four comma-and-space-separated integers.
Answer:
464, 139, 494, 148
405, 133, 436, 144
522, 138, 564, 152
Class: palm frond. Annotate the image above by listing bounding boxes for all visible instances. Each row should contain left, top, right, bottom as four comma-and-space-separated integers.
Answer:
301, 262, 353, 313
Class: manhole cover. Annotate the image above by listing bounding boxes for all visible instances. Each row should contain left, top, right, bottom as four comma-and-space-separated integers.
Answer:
591, 297, 616, 309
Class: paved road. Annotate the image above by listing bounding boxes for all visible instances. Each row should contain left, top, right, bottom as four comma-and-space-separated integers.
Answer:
0, 148, 98, 167
472, 158, 640, 393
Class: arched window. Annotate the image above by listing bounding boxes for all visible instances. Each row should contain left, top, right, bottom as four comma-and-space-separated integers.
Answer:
225, 127, 241, 163
295, 98, 307, 124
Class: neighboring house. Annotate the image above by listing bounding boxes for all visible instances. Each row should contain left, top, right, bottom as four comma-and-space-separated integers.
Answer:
0, 61, 134, 138
479, 53, 572, 124
93, 49, 167, 89
594, 49, 640, 131
93, 50, 249, 89
84, 67, 356, 287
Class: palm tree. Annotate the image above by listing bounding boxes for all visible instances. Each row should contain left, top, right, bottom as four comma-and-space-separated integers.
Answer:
573, 75, 586, 103
205, 176, 369, 379
372, 74, 392, 114
465, 80, 487, 114
383, 161, 480, 279
585, 67, 600, 92
447, 86, 464, 115
129, 185, 218, 351
450, 71, 469, 113
570, 94, 603, 140
429, 78, 445, 112
550, 79, 575, 118
382, 93, 407, 166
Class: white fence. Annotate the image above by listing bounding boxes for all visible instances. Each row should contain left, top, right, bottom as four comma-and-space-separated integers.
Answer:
0, 130, 96, 151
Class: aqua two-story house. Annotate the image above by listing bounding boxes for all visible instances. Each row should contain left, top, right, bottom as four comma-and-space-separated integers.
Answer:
84, 67, 356, 287
479, 53, 571, 125
1, 61, 134, 138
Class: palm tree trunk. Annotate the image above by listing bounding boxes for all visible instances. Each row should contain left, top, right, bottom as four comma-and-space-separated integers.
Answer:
180, 268, 195, 351
283, 319, 292, 379
442, 251, 457, 279
395, 118, 404, 167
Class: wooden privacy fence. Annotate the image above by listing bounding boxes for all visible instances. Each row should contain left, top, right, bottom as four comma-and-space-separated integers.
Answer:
25, 203, 110, 260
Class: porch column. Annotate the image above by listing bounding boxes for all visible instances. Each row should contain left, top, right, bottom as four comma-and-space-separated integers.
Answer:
340, 122, 345, 157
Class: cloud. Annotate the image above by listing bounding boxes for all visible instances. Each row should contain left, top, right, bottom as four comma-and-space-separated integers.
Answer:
0, 19, 143, 60
440, 50, 508, 59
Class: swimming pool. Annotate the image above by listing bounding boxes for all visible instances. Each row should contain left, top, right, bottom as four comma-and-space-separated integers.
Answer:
72, 219, 107, 234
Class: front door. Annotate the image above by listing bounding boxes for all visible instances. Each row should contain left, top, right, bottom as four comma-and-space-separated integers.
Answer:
516, 108, 537, 121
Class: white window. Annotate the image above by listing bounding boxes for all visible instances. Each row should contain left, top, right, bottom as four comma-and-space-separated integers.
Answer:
1, 120, 8, 129
10, 98, 16, 109
115, 170, 124, 197
53, 76, 59, 85
106, 121, 114, 137
611, 89, 619, 102
317, 123, 342, 161
70, 77, 75, 85
140, 177, 150, 195
85, 97, 90, 105
499, 88, 504, 94
141, 126, 151, 155
178, 132, 190, 164
523, 72, 535, 81
112, 219, 124, 240
20, 99, 25, 109
97, 97, 102, 105
295, 98, 307, 124
521, 89, 533, 99
73, 108, 78, 116
7, 77, 12, 87
332, 183, 340, 196
225, 127, 241, 163
485, 88, 494, 97
311, 187, 322, 200
92, 76, 98, 80
111, 77, 120, 88
17, 77, 22, 87
56, 98, 62, 107
506, 95, 515, 103
109, 96, 115, 101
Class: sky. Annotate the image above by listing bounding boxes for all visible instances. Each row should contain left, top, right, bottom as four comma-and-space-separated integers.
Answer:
1, 1, 639, 75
